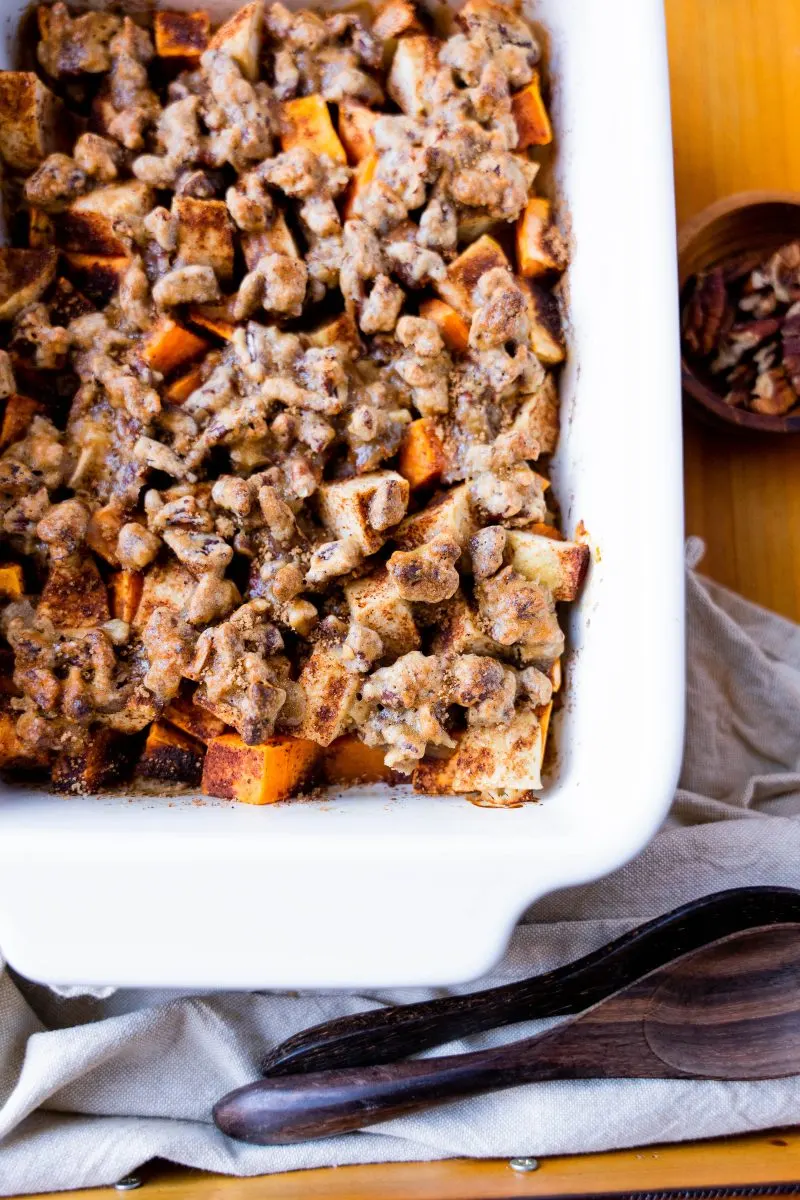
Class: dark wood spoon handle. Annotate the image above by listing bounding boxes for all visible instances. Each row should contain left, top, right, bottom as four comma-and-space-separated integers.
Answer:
262, 887, 800, 1076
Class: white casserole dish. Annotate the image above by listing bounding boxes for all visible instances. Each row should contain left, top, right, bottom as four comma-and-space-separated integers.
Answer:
0, 0, 684, 990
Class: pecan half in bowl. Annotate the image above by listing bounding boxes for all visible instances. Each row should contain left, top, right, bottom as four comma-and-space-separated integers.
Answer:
679, 191, 800, 432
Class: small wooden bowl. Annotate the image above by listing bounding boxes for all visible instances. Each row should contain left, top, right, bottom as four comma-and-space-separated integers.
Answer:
678, 190, 800, 432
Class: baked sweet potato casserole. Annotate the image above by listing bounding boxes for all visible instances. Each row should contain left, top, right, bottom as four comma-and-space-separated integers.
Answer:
0, 0, 586, 805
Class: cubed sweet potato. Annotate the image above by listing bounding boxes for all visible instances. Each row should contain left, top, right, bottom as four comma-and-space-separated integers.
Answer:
344, 568, 420, 658
0, 72, 62, 171
139, 316, 209, 376
163, 692, 227, 744
527, 522, 564, 541
516, 197, 568, 278
172, 196, 234, 279
38, 556, 110, 631
52, 728, 130, 794
0, 709, 47, 769
337, 101, 378, 164
0, 563, 24, 599
154, 10, 210, 59
0, 395, 43, 450
398, 417, 447, 490
28, 207, 54, 248
108, 570, 143, 624
48, 276, 95, 325
86, 503, 125, 566
280, 95, 347, 163
317, 470, 409, 554
0, 247, 58, 321
434, 235, 510, 317
241, 211, 299, 271
208, 0, 264, 80
519, 277, 565, 364
387, 35, 441, 117
187, 304, 237, 341
505, 529, 589, 601
323, 734, 396, 786
202, 732, 320, 804
165, 365, 205, 404
373, 0, 421, 40
297, 645, 361, 746
413, 703, 547, 796
511, 72, 552, 149
63, 253, 131, 306
418, 298, 470, 353
137, 721, 204, 786
342, 152, 377, 221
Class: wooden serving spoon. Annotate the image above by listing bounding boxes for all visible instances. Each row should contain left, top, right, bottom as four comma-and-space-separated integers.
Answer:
261, 887, 800, 1077
214, 923, 800, 1145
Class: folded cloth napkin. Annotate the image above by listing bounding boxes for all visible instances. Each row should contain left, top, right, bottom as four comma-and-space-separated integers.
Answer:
3, 543, 800, 1196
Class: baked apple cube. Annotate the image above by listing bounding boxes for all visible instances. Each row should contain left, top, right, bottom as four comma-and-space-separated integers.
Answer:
28, 207, 54, 248
511, 72, 552, 148
154, 10, 210, 59
172, 196, 235, 280
38, 557, 110, 631
505, 529, 589, 600
337, 101, 378, 164
510, 378, 559, 456
63, 253, 131, 306
413, 703, 548, 796
65, 181, 155, 252
305, 310, 361, 353
387, 35, 441, 117
280, 95, 347, 164
434, 235, 510, 317
344, 568, 421, 658
297, 645, 361, 746
392, 484, 474, 551
52, 729, 130, 794
0, 72, 62, 171
137, 721, 204, 786
516, 197, 568, 278
208, 0, 264, 81
202, 732, 320, 804
317, 471, 410, 555
241, 211, 299, 270
373, 0, 421, 40
431, 592, 504, 657
519, 277, 565, 365
86, 503, 125, 566
0, 248, 58, 320
132, 562, 197, 631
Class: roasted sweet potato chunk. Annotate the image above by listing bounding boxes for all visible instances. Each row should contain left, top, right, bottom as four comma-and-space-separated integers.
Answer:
139, 316, 209, 376
0, 72, 62, 171
137, 721, 204, 786
323, 735, 396, 786
511, 72, 552, 148
418, 298, 470, 353
63, 253, 130, 306
202, 733, 320, 804
516, 198, 568, 278
0, 395, 44, 450
280, 95, 347, 164
342, 151, 377, 221
38, 556, 110, 630
108, 570, 143, 624
0, 563, 24, 599
0, 709, 47, 769
337, 102, 378, 164
163, 692, 227, 743
155, 10, 210, 59
166, 365, 204, 404
85, 504, 125, 566
187, 304, 237, 340
398, 417, 447, 490
28, 208, 54, 248
0, 248, 58, 321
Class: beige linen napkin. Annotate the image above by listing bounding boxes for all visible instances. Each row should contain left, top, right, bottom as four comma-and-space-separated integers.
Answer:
2, 544, 800, 1195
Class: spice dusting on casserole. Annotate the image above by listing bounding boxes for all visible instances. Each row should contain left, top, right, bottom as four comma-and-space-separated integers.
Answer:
0, 0, 586, 806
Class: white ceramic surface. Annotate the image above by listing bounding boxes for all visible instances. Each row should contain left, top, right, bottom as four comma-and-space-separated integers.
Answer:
0, 0, 684, 990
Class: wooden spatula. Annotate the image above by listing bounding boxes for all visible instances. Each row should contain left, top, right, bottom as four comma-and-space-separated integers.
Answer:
214, 921, 800, 1144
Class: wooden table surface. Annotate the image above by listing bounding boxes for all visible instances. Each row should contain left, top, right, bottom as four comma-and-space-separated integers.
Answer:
35, 0, 800, 1196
